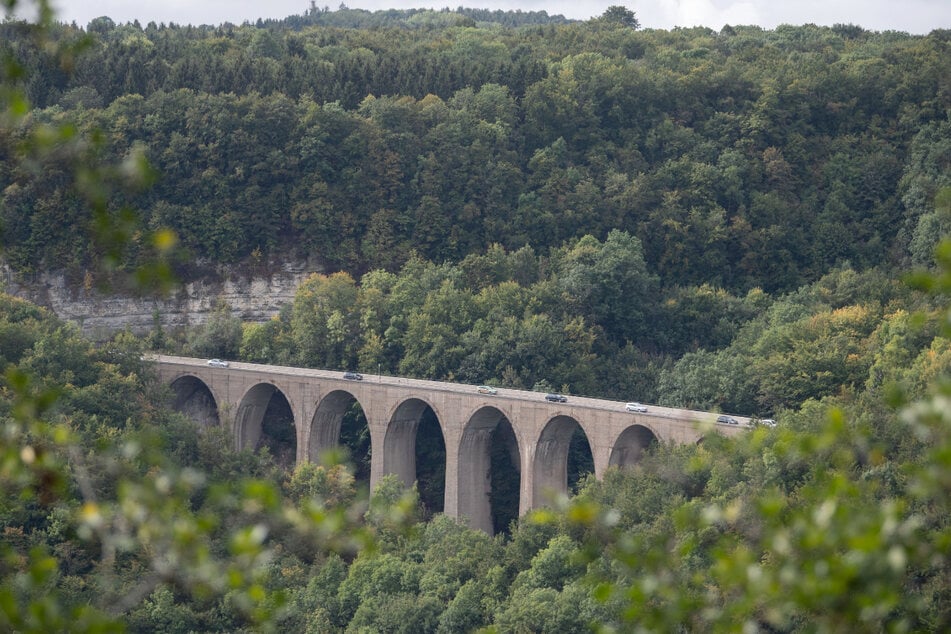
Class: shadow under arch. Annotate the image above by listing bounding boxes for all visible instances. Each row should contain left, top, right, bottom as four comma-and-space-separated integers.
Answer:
309, 389, 371, 483
533, 415, 594, 508
235, 383, 296, 469
169, 375, 220, 429
458, 405, 520, 535
609, 424, 659, 468
382, 397, 446, 515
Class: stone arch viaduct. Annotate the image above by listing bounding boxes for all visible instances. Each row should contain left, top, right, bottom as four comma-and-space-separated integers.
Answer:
153, 355, 748, 533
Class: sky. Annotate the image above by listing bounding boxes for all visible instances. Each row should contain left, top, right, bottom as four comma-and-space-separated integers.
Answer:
32, 0, 951, 35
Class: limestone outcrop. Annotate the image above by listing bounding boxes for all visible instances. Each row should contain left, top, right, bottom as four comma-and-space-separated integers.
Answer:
1, 261, 318, 340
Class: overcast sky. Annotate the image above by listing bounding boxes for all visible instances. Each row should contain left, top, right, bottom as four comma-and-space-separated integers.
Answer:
40, 0, 951, 35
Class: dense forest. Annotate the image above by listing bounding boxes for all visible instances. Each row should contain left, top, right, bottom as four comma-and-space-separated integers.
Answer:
3, 3, 951, 632
2, 9, 949, 293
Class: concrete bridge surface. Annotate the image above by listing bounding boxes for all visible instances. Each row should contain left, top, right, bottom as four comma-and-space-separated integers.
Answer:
152, 354, 748, 533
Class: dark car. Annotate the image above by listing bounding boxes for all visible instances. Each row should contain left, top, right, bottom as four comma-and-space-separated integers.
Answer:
343, 371, 363, 381
545, 393, 568, 403
716, 415, 739, 425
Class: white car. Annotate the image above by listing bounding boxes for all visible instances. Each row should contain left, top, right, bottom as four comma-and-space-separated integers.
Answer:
207, 358, 229, 368
625, 402, 648, 413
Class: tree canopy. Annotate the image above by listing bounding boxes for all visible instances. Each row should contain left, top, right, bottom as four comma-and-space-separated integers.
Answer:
2, 2, 951, 632
1, 9, 948, 299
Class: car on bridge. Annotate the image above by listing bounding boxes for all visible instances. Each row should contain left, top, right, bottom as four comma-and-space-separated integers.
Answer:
625, 402, 648, 413
717, 415, 739, 425
207, 358, 229, 368
343, 371, 363, 380
545, 393, 568, 403
477, 385, 498, 395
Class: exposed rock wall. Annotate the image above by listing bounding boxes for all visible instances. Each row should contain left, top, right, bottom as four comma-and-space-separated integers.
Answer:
1, 261, 317, 340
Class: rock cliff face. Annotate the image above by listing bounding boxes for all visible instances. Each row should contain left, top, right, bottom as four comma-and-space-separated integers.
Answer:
1, 261, 318, 340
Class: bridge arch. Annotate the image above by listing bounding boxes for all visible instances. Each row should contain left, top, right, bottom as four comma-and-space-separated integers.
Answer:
235, 383, 298, 465
168, 374, 221, 429
533, 415, 593, 508
381, 396, 447, 513
457, 405, 522, 535
382, 397, 442, 486
609, 423, 659, 468
308, 389, 369, 464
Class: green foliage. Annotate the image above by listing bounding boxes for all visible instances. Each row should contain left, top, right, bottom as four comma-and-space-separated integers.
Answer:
512, 534, 584, 591
658, 266, 931, 415
598, 6, 640, 30
3, 14, 948, 297
283, 462, 356, 508
553, 242, 951, 629
556, 230, 658, 345
185, 300, 243, 359
0, 288, 390, 633
493, 584, 592, 633
2, 260, 950, 629
291, 272, 361, 369
4, 3, 951, 632
436, 579, 487, 633
348, 592, 443, 633
294, 554, 348, 631
417, 514, 501, 600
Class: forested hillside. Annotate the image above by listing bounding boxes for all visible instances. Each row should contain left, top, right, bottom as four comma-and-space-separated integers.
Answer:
3, 11, 949, 294
3, 5, 951, 633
